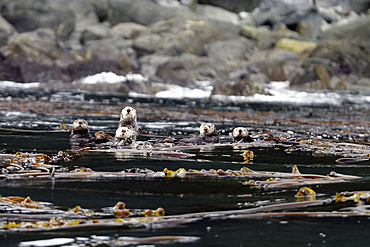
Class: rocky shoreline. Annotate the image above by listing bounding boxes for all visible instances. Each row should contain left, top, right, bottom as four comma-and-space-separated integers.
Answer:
0, 0, 369, 96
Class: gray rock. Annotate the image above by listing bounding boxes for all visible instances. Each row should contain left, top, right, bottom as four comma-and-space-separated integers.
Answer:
195, 4, 239, 24
133, 12, 241, 57
106, 0, 175, 26
0, 15, 17, 46
84, 39, 138, 69
251, 0, 323, 39
205, 38, 254, 65
156, 53, 217, 86
321, 14, 370, 40
48, 0, 100, 32
198, 0, 262, 13
0, 0, 75, 40
315, 0, 370, 13
139, 55, 172, 79
133, 34, 163, 56
111, 22, 147, 39
80, 24, 111, 44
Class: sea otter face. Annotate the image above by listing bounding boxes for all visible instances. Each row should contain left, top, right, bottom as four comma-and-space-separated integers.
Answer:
199, 123, 216, 137
120, 106, 137, 121
115, 127, 133, 139
232, 127, 248, 138
72, 119, 89, 131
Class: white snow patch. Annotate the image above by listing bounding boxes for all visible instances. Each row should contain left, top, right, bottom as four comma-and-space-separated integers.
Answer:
0, 81, 40, 89
73, 72, 148, 85
19, 238, 74, 247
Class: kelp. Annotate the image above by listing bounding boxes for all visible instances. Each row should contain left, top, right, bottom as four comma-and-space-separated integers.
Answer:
0, 165, 360, 187
2, 189, 370, 233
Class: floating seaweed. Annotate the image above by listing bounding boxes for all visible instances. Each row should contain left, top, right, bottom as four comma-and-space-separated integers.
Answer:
2, 189, 370, 233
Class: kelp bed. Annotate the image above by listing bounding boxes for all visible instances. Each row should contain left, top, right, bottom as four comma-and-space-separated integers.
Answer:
2, 94, 370, 246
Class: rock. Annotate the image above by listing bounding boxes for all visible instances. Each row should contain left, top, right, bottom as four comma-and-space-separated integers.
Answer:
106, 0, 176, 26
138, 55, 172, 79
321, 14, 370, 40
275, 38, 318, 55
0, 28, 77, 82
111, 22, 147, 39
314, 64, 332, 89
0, 0, 75, 40
315, 0, 370, 13
198, 0, 262, 13
309, 40, 370, 77
133, 12, 241, 57
49, 0, 100, 32
84, 39, 138, 69
3, 28, 76, 67
241, 24, 302, 50
133, 34, 163, 56
205, 38, 254, 65
80, 23, 111, 44
251, 0, 323, 39
0, 15, 17, 46
67, 60, 128, 82
212, 76, 266, 96
156, 53, 217, 86
195, 4, 239, 24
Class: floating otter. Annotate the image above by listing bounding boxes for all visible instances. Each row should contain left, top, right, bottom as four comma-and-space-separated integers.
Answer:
70, 119, 95, 146
117, 106, 139, 141
70, 119, 114, 147
118, 106, 138, 130
176, 123, 220, 145
231, 127, 254, 143
113, 126, 135, 148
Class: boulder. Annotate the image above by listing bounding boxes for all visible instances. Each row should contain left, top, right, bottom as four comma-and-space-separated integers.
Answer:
0, 15, 17, 47
138, 55, 172, 79
321, 14, 370, 40
251, 0, 323, 39
212, 76, 266, 96
106, 0, 176, 26
80, 23, 111, 44
156, 53, 217, 86
195, 4, 239, 24
290, 39, 370, 88
133, 12, 241, 57
83, 39, 138, 69
0, 0, 75, 40
111, 22, 147, 39
198, 0, 262, 13
275, 38, 318, 55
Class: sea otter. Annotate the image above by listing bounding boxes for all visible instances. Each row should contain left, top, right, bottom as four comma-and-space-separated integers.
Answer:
118, 106, 138, 130
231, 127, 254, 143
176, 123, 220, 145
117, 106, 139, 140
113, 126, 135, 148
70, 119, 95, 146
70, 119, 114, 147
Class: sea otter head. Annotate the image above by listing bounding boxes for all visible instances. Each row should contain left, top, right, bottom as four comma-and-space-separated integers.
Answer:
232, 127, 248, 138
115, 127, 134, 139
199, 123, 217, 137
120, 106, 137, 122
71, 119, 89, 132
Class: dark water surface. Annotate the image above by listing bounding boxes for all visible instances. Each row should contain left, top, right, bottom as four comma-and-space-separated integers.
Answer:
1, 89, 370, 246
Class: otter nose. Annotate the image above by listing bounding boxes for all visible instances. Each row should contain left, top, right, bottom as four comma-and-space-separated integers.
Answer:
239, 129, 243, 133
78, 121, 83, 125
127, 109, 131, 113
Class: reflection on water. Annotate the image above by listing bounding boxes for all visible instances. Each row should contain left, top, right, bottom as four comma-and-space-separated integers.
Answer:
1, 88, 370, 246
